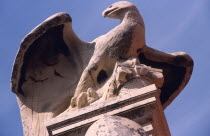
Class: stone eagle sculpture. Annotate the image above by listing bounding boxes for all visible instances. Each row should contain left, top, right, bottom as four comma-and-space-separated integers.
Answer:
11, 1, 193, 136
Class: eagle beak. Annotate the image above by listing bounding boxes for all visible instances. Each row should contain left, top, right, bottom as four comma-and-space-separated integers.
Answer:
102, 7, 118, 17
102, 10, 108, 17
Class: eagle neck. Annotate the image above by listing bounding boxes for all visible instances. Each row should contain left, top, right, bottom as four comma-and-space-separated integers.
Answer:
120, 10, 144, 28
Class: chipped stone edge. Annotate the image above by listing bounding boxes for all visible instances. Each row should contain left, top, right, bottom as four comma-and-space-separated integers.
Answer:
11, 12, 72, 94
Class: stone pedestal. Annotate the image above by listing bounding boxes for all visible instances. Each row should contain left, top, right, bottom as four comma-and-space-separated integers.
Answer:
46, 84, 170, 136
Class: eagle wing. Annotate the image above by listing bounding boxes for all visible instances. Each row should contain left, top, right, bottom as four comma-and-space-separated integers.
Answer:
139, 46, 193, 109
11, 13, 94, 135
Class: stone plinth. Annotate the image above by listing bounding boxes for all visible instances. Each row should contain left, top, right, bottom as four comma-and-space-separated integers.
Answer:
46, 84, 170, 136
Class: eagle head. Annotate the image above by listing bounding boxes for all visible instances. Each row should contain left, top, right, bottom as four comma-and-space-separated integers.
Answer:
102, 1, 137, 19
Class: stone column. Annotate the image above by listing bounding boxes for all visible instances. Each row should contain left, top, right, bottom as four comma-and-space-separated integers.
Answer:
85, 116, 147, 136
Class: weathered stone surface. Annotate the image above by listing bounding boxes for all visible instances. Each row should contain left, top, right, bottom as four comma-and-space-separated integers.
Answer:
11, 1, 193, 136
85, 116, 148, 136
65, 57, 163, 111
46, 84, 157, 136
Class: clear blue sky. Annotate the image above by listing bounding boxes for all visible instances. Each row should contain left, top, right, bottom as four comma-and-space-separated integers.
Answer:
0, 0, 209, 135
